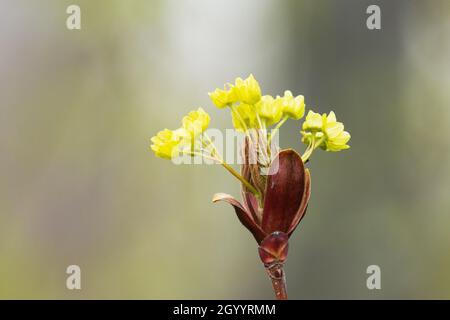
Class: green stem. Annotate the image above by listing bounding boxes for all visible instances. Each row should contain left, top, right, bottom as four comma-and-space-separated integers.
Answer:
202, 133, 220, 158
268, 115, 288, 144
256, 112, 265, 130
230, 105, 250, 134
221, 162, 261, 198
200, 133, 261, 198
181, 150, 218, 162
301, 135, 325, 162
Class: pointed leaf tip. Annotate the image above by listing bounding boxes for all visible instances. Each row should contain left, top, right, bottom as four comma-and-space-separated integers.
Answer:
212, 192, 267, 243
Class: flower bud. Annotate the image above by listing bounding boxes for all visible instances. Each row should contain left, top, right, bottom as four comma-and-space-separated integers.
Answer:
182, 107, 210, 137
257, 95, 283, 127
208, 84, 237, 108
277, 90, 305, 120
233, 74, 261, 105
150, 128, 182, 159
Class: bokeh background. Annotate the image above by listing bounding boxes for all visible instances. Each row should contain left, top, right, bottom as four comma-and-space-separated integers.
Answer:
1, 0, 450, 299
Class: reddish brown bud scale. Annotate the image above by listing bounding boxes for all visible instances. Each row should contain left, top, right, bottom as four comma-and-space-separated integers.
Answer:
258, 231, 289, 266
213, 149, 311, 300
213, 149, 310, 244
261, 149, 307, 234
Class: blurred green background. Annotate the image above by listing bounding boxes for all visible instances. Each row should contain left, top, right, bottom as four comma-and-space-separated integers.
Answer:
1, 0, 450, 299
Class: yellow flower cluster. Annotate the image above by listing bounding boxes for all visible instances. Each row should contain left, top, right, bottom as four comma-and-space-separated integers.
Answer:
150, 74, 350, 162
150, 108, 210, 159
301, 111, 351, 152
209, 75, 305, 132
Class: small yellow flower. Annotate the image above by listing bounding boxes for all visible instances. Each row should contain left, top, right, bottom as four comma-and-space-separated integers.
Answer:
257, 95, 283, 127
208, 84, 237, 108
302, 110, 324, 132
233, 74, 262, 105
301, 110, 350, 152
150, 128, 183, 159
277, 90, 305, 120
231, 103, 258, 132
182, 107, 210, 136
323, 111, 350, 151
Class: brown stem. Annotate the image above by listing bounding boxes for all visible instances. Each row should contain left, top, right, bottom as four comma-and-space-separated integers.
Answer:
266, 263, 288, 300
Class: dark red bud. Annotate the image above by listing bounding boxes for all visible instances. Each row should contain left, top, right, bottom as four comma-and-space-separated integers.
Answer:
258, 231, 289, 266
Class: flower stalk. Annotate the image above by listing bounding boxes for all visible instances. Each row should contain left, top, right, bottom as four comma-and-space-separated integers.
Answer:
220, 161, 260, 198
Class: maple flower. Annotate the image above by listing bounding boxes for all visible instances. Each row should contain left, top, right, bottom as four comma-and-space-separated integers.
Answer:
301, 110, 351, 161
232, 74, 262, 105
